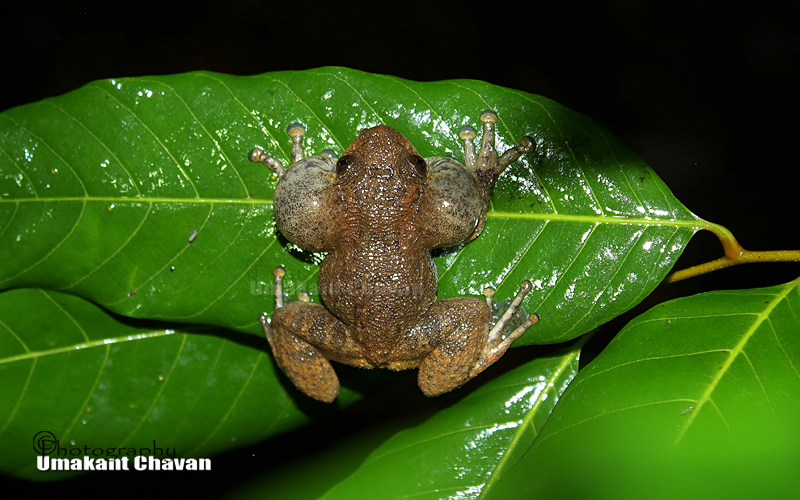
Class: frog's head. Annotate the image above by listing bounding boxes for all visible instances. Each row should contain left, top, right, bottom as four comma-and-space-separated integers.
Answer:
337, 125, 427, 186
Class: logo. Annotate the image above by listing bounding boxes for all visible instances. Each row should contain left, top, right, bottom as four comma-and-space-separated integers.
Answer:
33, 431, 57, 455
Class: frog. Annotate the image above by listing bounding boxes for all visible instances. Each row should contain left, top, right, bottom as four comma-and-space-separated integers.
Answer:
248, 110, 538, 403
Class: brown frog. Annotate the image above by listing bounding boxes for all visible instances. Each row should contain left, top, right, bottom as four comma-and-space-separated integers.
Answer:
248, 111, 538, 403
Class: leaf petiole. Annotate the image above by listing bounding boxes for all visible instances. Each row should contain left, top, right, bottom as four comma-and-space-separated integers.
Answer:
666, 221, 800, 283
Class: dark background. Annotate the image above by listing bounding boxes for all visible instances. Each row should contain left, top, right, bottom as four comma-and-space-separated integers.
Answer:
2, 0, 799, 497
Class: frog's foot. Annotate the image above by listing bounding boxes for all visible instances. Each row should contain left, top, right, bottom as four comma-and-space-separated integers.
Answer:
286, 123, 306, 165
459, 110, 536, 181
483, 286, 495, 310
469, 281, 539, 379
269, 302, 342, 403
248, 123, 309, 177
459, 110, 536, 241
272, 266, 286, 308
416, 298, 494, 397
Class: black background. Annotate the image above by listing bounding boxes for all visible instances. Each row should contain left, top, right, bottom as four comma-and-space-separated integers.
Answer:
2, 0, 799, 497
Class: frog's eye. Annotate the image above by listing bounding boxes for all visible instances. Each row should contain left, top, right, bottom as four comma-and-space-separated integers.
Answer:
336, 155, 353, 176
408, 155, 427, 179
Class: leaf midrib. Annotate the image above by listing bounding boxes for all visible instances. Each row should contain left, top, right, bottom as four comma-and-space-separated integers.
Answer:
478, 343, 583, 499
0, 196, 703, 227
0, 329, 180, 365
674, 276, 800, 444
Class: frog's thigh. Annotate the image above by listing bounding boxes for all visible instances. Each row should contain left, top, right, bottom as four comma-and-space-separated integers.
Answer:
271, 302, 367, 403
416, 297, 492, 397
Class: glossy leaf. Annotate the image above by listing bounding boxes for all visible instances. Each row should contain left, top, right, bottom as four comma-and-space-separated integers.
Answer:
0, 67, 700, 344
487, 276, 800, 499
0, 288, 364, 481
228, 340, 584, 500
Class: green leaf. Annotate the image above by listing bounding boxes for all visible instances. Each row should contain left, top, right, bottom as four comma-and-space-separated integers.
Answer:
227, 340, 584, 500
0, 67, 700, 345
0, 288, 365, 480
0, 67, 706, 486
486, 276, 800, 499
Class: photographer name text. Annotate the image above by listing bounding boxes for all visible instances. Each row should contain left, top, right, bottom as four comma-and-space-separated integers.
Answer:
37, 455, 210, 471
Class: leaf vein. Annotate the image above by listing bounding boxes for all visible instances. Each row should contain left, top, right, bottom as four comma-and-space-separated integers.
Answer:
0, 358, 36, 442
118, 333, 188, 447
60, 201, 154, 290
167, 233, 280, 319
674, 277, 800, 444
0, 144, 38, 198
556, 227, 647, 340
40, 289, 90, 341
741, 349, 783, 434
530, 222, 598, 312
538, 398, 696, 445
61, 344, 111, 447
570, 349, 732, 392
0, 114, 88, 196
0, 200, 87, 286
0, 200, 19, 241
478, 347, 581, 498
195, 73, 288, 163
0, 328, 183, 365
186, 349, 264, 456
493, 219, 548, 296
41, 101, 142, 197
256, 74, 346, 151
138, 78, 250, 199
88, 85, 200, 198
310, 71, 384, 129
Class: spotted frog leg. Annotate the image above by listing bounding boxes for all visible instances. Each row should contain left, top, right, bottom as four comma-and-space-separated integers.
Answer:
260, 266, 539, 399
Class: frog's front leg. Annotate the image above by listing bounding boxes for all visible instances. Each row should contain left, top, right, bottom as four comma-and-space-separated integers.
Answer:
416, 281, 538, 396
459, 111, 536, 241
248, 123, 308, 177
260, 267, 368, 403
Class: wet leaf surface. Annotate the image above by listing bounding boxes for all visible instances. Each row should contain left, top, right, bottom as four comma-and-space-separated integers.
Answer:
0, 289, 364, 480
0, 68, 703, 484
0, 67, 699, 344
226, 340, 584, 500
486, 277, 800, 499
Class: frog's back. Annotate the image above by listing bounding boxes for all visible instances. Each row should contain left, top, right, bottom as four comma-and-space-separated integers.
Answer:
318, 126, 438, 363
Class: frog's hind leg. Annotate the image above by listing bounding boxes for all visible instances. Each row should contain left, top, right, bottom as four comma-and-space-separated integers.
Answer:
261, 309, 340, 403
416, 281, 538, 397
415, 297, 493, 397
261, 266, 367, 403
469, 281, 539, 379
